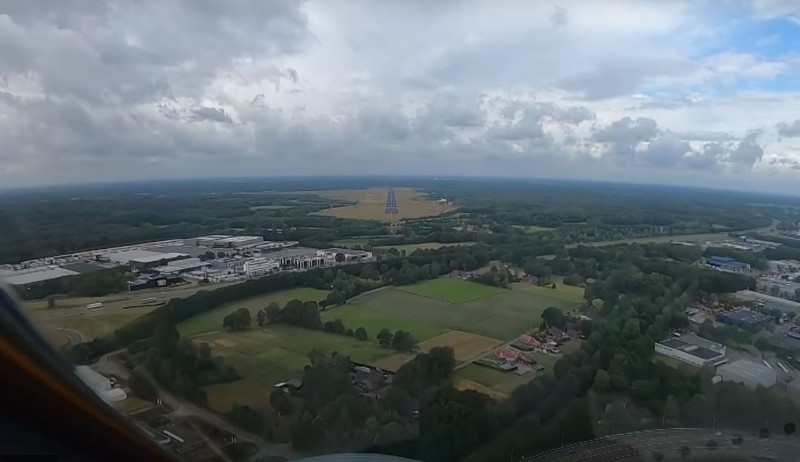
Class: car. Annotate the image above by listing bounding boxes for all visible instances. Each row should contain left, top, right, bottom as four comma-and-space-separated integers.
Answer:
715, 431, 722, 437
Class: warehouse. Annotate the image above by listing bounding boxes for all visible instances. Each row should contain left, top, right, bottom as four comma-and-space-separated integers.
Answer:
718, 359, 777, 389
75, 366, 127, 402
707, 256, 750, 272
716, 310, 771, 328
316, 248, 374, 262
243, 257, 281, 277
128, 252, 189, 271
654, 338, 727, 367
213, 236, 264, 248
150, 258, 209, 276
735, 290, 800, 314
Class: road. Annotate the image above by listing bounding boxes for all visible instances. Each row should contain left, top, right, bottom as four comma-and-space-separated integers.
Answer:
92, 351, 300, 461
521, 428, 800, 462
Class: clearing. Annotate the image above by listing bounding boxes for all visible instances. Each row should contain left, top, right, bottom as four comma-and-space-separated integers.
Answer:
321, 305, 447, 342
418, 331, 502, 362
352, 281, 577, 340
397, 278, 507, 304
178, 287, 329, 337
310, 188, 455, 221
199, 325, 391, 415
510, 278, 586, 305
512, 225, 554, 234
33, 306, 158, 343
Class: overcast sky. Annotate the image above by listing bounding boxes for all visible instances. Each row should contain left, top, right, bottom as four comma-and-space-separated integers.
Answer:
3, 1, 800, 193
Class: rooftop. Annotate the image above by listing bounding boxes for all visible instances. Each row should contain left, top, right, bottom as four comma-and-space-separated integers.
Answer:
130, 252, 189, 264
105, 249, 166, 264
657, 338, 724, 360
1, 267, 81, 285
718, 310, 771, 324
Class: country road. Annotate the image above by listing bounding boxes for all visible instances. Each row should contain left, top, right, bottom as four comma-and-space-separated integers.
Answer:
521, 428, 800, 462
92, 351, 301, 461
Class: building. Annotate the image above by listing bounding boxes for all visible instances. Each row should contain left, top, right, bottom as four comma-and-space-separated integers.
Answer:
74, 366, 127, 402
654, 338, 727, 367
735, 290, 800, 314
716, 310, 771, 329
316, 248, 374, 263
757, 278, 800, 300
707, 256, 750, 272
243, 257, 280, 277
495, 346, 520, 362
213, 236, 264, 248
128, 252, 189, 271
150, 257, 209, 276
718, 359, 777, 389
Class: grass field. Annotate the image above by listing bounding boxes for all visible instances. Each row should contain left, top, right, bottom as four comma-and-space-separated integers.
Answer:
374, 242, 476, 252
36, 306, 158, 342
456, 364, 521, 387
179, 287, 329, 337
512, 225, 554, 234
510, 278, 586, 305
566, 232, 730, 248
249, 205, 293, 211
310, 188, 455, 221
397, 278, 507, 304
354, 282, 577, 340
419, 331, 501, 362
454, 377, 510, 400
321, 305, 447, 342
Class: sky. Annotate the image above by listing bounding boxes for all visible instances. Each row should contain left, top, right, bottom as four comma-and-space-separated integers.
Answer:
3, 1, 800, 193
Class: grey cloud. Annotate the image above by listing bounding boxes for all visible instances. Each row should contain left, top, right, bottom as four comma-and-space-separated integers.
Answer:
594, 117, 659, 159
191, 106, 234, 124
729, 131, 764, 167
639, 133, 691, 167
558, 57, 694, 100
682, 143, 727, 170
551, 6, 568, 27
675, 130, 736, 142
777, 120, 800, 137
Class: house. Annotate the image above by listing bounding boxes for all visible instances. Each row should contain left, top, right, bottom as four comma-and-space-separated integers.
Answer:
495, 346, 520, 362
519, 334, 543, 348
517, 353, 538, 366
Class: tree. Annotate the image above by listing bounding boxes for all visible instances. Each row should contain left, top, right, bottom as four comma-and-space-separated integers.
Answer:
46, 295, 56, 308
223, 308, 252, 331
324, 269, 335, 283
377, 328, 394, 347
335, 253, 346, 262
256, 309, 267, 326
392, 330, 417, 351
541, 307, 567, 329
265, 302, 281, 323
227, 405, 264, 433
679, 446, 690, 460
429, 346, 456, 378
705, 439, 718, 450
325, 290, 346, 307
217, 251, 226, 258
323, 318, 346, 335
551, 282, 557, 289
591, 298, 604, 312
204, 251, 216, 260
383, 386, 412, 416
354, 327, 368, 341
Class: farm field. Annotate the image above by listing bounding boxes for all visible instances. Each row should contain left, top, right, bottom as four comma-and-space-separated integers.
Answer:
321, 305, 447, 342
310, 188, 455, 221
456, 364, 525, 388
249, 205, 293, 211
353, 281, 576, 340
36, 306, 158, 342
566, 232, 730, 248
178, 287, 329, 337
397, 277, 506, 304
454, 377, 509, 400
510, 277, 586, 304
374, 242, 476, 252
512, 225, 554, 234
200, 325, 392, 416
418, 331, 502, 362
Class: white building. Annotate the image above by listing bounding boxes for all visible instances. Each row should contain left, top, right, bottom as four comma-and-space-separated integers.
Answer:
243, 257, 280, 277
316, 248, 374, 263
654, 338, 727, 367
75, 366, 127, 403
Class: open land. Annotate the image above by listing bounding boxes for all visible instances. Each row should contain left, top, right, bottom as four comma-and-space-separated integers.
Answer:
179, 287, 329, 337
374, 242, 476, 252
418, 331, 502, 362
397, 278, 507, 304
510, 278, 586, 304
512, 225, 554, 234
566, 232, 731, 248
320, 305, 447, 342
352, 279, 577, 340
310, 188, 456, 221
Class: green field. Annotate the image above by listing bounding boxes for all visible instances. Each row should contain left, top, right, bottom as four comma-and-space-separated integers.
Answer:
398, 278, 507, 304
456, 363, 518, 387
249, 205, 294, 211
354, 282, 576, 340
179, 287, 329, 337
510, 277, 586, 304
321, 305, 447, 342
512, 225, 554, 234
201, 325, 391, 416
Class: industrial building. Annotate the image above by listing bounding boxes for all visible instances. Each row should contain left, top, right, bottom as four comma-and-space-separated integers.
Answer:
316, 248, 374, 262
717, 359, 777, 389
735, 290, 800, 314
74, 366, 127, 402
654, 338, 727, 367
128, 252, 189, 271
243, 257, 281, 277
716, 310, 771, 328
707, 256, 750, 272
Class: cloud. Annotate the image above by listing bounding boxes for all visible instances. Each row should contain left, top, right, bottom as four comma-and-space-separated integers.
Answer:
0, 0, 799, 193
777, 120, 800, 137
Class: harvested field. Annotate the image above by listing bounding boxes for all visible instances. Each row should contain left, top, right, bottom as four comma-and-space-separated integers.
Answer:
454, 378, 509, 400
372, 353, 415, 373
311, 188, 455, 221
419, 331, 502, 362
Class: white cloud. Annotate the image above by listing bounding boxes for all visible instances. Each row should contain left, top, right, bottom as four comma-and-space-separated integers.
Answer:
1, 0, 800, 193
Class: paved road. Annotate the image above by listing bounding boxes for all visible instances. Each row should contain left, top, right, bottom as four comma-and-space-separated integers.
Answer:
92, 351, 300, 461
522, 428, 800, 462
